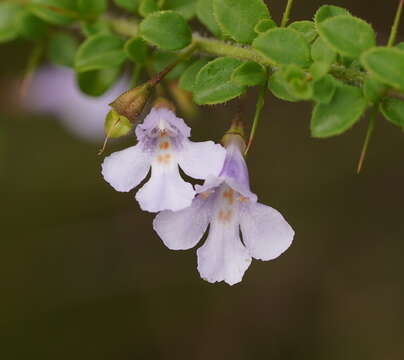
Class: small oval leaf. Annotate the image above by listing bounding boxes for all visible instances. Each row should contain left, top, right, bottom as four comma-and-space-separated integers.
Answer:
196, 0, 221, 36
139, 10, 191, 50
231, 62, 266, 86
179, 58, 209, 91
0, 3, 23, 43
317, 15, 376, 58
194, 57, 246, 104
253, 28, 311, 67
254, 18, 277, 34
125, 37, 149, 64
48, 32, 79, 68
314, 5, 350, 24
163, 0, 196, 20
75, 34, 127, 72
380, 98, 404, 127
311, 84, 367, 137
77, 67, 121, 96
213, 0, 269, 44
361, 47, 404, 91
289, 21, 317, 43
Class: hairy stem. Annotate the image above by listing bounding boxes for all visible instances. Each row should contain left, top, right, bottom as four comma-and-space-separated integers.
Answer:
106, 16, 403, 98
245, 86, 266, 155
280, 0, 294, 27
357, 108, 377, 174
387, 0, 403, 47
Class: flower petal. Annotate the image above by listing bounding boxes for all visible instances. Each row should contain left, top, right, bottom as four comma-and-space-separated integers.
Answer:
101, 144, 151, 192
153, 197, 211, 250
135, 165, 195, 212
220, 143, 257, 201
178, 140, 226, 179
240, 202, 294, 261
197, 221, 252, 285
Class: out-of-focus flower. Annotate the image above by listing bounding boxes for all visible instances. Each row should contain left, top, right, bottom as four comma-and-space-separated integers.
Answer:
24, 66, 128, 141
101, 105, 226, 212
154, 133, 294, 285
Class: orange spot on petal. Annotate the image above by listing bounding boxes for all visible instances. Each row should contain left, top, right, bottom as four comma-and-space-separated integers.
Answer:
159, 141, 170, 150
218, 209, 232, 223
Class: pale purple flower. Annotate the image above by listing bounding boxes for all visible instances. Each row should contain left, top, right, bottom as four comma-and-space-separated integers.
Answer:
101, 107, 226, 212
153, 139, 294, 285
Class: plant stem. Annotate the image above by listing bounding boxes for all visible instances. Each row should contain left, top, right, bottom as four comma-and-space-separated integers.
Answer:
20, 41, 44, 98
357, 0, 403, 171
387, 0, 403, 47
193, 35, 275, 67
356, 108, 377, 174
281, 0, 294, 27
150, 42, 198, 86
245, 86, 266, 155
106, 17, 403, 98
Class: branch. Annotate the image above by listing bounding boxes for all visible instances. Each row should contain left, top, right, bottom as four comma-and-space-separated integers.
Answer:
105, 15, 404, 99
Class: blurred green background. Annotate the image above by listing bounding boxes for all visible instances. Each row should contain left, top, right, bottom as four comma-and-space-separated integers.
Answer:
1, 0, 404, 359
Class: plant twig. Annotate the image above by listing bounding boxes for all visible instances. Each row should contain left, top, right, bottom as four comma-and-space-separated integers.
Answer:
245, 86, 266, 155
19, 42, 44, 99
357, 108, 377, 174
281, 0, 294, 27
387, 0, 403, 47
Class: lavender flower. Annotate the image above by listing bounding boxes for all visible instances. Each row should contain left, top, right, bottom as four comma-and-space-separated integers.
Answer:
101, 106, 226, 212
153, 135, 294, 285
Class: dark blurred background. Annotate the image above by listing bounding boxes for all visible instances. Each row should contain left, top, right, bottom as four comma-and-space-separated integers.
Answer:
1, 0, 404, 359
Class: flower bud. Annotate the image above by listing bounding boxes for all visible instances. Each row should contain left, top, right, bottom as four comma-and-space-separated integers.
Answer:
222, 120, 246, 153
104, 109, 133, 138
109, 82, 152, 122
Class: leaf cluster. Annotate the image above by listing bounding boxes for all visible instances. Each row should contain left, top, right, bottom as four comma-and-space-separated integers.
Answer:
0, 0, 403, 135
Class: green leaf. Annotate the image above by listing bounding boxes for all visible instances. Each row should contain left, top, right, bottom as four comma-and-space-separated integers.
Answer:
213, 0, 269, 44
253, 28, 311, 67
139, 0, 160, 17
231, 61, 266, 86
113, 0, 141, 12
0, 3, 24, 43
314, 5, 350, 24
281, 64, 313, 100
163, 0, 196, 20
361, 47, 404, 91
309, 61, 329, 81
311, 37, 336, 65
152, 50, 192, 80
125, 37, 149, 64
17, 10, 49, 41
81, 20, 111, 37
196, 0, 221, 36
317, 15, 375, 58
311, 84, 367, 137
194, 57, 246, 104
77, 0, 107, 16
139, 11, 191, 50
363, 77, 386, 104
380, 98, 404, 127
48, 32, 79, 68
254, 18, 277, 34
268, 70, 299, 102
77, 67, 121, 96
312, 74, 337, 104
75, 34, 127, 72
29, 0, 79, 25
179, 58, 209, 91
289, 21, 317, 43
